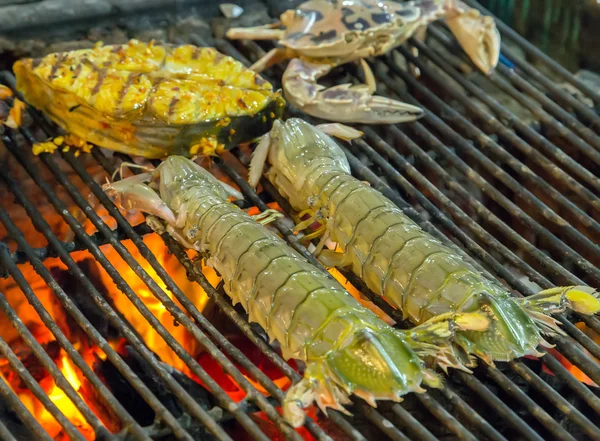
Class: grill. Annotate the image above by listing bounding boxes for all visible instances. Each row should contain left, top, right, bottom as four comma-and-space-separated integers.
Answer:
0, 1, 599, 440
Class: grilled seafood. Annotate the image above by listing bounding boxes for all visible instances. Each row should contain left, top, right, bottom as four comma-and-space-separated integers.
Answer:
13, 39, 285, 158
249, 118, 600, 364
226, 0, 500, 124
103, 155, 489, 426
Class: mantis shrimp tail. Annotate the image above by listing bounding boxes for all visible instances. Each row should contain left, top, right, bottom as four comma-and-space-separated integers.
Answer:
283, 312, 489, 427
519, 286, 600, 337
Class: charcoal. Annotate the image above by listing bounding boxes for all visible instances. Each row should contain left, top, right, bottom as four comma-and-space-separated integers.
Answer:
50, 258, 120, 342
95, 343, 226, 438
0, 397, 37, 441
0, 339, 59, 392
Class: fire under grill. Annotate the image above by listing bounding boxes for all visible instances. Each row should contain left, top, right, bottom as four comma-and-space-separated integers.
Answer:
0, 0, 599, 440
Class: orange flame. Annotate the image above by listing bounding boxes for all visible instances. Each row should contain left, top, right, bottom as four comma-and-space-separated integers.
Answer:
0, 176, 374, 440
0, 232, 214, 439
91, 233, 213, 375
543, 322, 598, 387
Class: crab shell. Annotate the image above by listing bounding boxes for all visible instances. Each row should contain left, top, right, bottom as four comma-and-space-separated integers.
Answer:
277, 0, 434, 58
14, 40, 285, 158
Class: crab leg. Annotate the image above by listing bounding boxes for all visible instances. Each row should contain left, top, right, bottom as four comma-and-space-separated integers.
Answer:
282, 59, 424, 124
226, 23, 284, 41
250, 47, 292, 73
359, 59, 377, 95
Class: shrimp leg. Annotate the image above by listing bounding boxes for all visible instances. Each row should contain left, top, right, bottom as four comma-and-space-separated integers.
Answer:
105, 155, 491, 428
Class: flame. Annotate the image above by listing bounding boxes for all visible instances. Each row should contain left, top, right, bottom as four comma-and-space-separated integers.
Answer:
328, 266, 395, 326
91, 233, 214, 376
0, 231, 215, 438
0, 349, 95, 441
543, 322, 599, 387
0, 164, 374, 440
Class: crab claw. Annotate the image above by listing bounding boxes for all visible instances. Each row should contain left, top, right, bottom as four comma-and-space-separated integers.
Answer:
283, 59, 423, 124
445, 5, 501, 74
102, 172, 177, 225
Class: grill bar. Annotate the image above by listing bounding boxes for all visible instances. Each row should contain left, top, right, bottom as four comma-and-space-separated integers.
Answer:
484, 366, 578, 441
5, 222, 153, 266
390, 404, 439, 441
0, 242, 122, 441
438, 385, 508, 441
428, 26, 600, 161
370, 65, 598, 274
0, 135, 217, 441
0, 331, 88, 441
415, 393, 477, 441
509, 361, 600, 440
453, 371, 544, 441
0, 144, 206, 441
492, 60, 600, 149
0, 418, 19, 441
541, 352, 600, 414
379, 62, 598, 281
4, 131, 280, 441
404, 35, 600, 199
0, 208, 149, 441
0, 2, 598, 439
0, 374, 55, 441
466, 0, 600, 107
390, 47, 600, 264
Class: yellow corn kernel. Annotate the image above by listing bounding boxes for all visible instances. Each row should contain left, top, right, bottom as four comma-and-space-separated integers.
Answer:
32, 141, 58, 156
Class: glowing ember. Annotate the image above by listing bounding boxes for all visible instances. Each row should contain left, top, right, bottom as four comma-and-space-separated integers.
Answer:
92, 233, 212, 375
0, 349, 95, 440
0, 230, 213, 438
543, 322, 599, 387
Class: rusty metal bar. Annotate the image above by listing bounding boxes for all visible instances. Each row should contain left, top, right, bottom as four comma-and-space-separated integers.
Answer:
0, 333, 87, 441
466, 0, 600, 107
415, 393, 478, 441
390, 404, 438, 441
454, 371, 544, 441
510, 361, 600, 440
0, 418, 18, 441
0, 374, 54, 441
0, 244, 120, 441
395, 44, 600, 245
0, 214, 149, 441
0, 133, 230, 441
411, 32, 600, 192
375, 60, 599, 284
542, 353, 600, 415
439, 385, 508, 441
484, 366, 578, 441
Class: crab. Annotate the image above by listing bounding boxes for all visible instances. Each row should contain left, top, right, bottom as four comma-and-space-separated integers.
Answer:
226, 0, 500, 124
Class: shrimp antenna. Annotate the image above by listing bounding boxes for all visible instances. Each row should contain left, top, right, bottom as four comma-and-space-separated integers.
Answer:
111, 162, 153, 181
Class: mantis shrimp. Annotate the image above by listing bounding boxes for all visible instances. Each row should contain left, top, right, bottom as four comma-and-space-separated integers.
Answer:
248, 118, 600, 365
103, 155, 488, 426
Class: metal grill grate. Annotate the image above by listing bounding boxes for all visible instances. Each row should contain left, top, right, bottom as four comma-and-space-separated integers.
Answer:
0, 0, 599, 440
